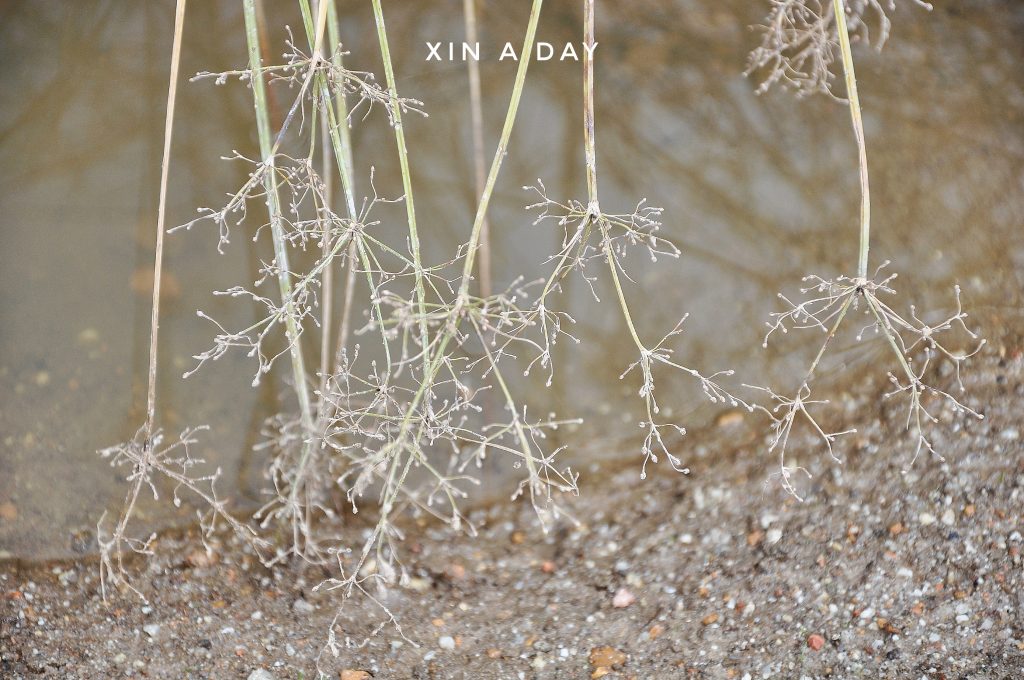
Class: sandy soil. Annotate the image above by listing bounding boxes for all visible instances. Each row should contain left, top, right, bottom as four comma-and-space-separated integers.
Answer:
2, 348, 1023, 679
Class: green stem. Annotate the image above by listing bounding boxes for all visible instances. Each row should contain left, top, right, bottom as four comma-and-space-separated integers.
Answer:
370, 0, 430, 372
243, 0, 317, 537
323, 0, 361, 358
471, 316, 543, 514
340, 0, 545, 545
456, 0, 545, 302
601, 224, 645, 352
801, 292, 855, 386
833, 0, 871, 279
315, 21, 334, 407
864, 294, 918, 387
463, 0, 492, 299
582, 0, 642, 356
296, 0, 391, 371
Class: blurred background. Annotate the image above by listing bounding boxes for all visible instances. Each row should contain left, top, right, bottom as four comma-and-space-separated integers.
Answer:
1, 0, 1021, 559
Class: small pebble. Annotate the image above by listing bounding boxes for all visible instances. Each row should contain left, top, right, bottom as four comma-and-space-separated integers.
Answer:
589, 646, 626, 667
247, 670, 274, 680
612, 587, 636, 608
340, 671, 372, 680
439, 635, 455, 650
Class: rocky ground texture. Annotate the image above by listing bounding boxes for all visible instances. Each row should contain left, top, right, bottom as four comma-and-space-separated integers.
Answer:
2, 349, 1023, 679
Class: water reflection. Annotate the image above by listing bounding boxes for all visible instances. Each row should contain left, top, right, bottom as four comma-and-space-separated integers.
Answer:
1, 0, 1021, 558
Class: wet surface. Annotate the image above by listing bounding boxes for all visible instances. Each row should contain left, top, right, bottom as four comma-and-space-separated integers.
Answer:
1, 0, 1022, 558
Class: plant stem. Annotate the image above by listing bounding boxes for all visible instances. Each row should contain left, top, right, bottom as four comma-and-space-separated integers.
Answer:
323, 0, 361, 357
457, 0, 544, 302
370, 0, 430, 372
315, 0, 334, 406
296, 0, 391, 372
802, 292, 855, 385
583, 0, 598, 208
368, 0, 546, 524
832, 0, 871, 279
243, 0, 317, 541
463, 0, 491, 299
145, 0, 187, 439
581, 0, 642, 354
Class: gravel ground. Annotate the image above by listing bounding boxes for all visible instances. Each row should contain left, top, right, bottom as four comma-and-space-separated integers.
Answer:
2, 349, 1023, 679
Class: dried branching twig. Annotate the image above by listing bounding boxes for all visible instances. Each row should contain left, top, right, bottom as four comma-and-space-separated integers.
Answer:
750, 0, 983, 499
747, 0, 932, 97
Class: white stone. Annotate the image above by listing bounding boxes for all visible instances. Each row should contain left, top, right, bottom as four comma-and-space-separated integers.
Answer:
247, 670, 275, 680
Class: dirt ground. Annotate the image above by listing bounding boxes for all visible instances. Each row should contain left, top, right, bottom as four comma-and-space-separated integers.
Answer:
2, 347, 1023, 679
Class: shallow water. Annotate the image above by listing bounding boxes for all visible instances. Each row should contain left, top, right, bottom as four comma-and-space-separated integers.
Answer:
1, 0, 1021, 559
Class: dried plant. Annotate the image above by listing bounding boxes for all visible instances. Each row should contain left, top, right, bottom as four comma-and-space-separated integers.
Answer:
519, 0, 760, 481
98, 426, 270, 599
747, 0, 984, 499
747, 0, 932, 97
102, 0, 748, 621
751, 265, 983, 498
106, 0, 581, 642
92, 0, 259, 597
96, 1, 985, 672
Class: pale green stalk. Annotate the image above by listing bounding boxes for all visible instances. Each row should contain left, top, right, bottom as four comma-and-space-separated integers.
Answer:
324, 0, 361, 355
456, 0, 544, 302
832, 0, 871, 279
296, 0, 392, 371
463, 0, 491, 299
342, 0, 550, 532
317, 0, 548, 557
242, 0, 317, 544
801, 293, 855, 385
317, 48, 334, 404
580, 0, 643, 353
370, 0, 431, 372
